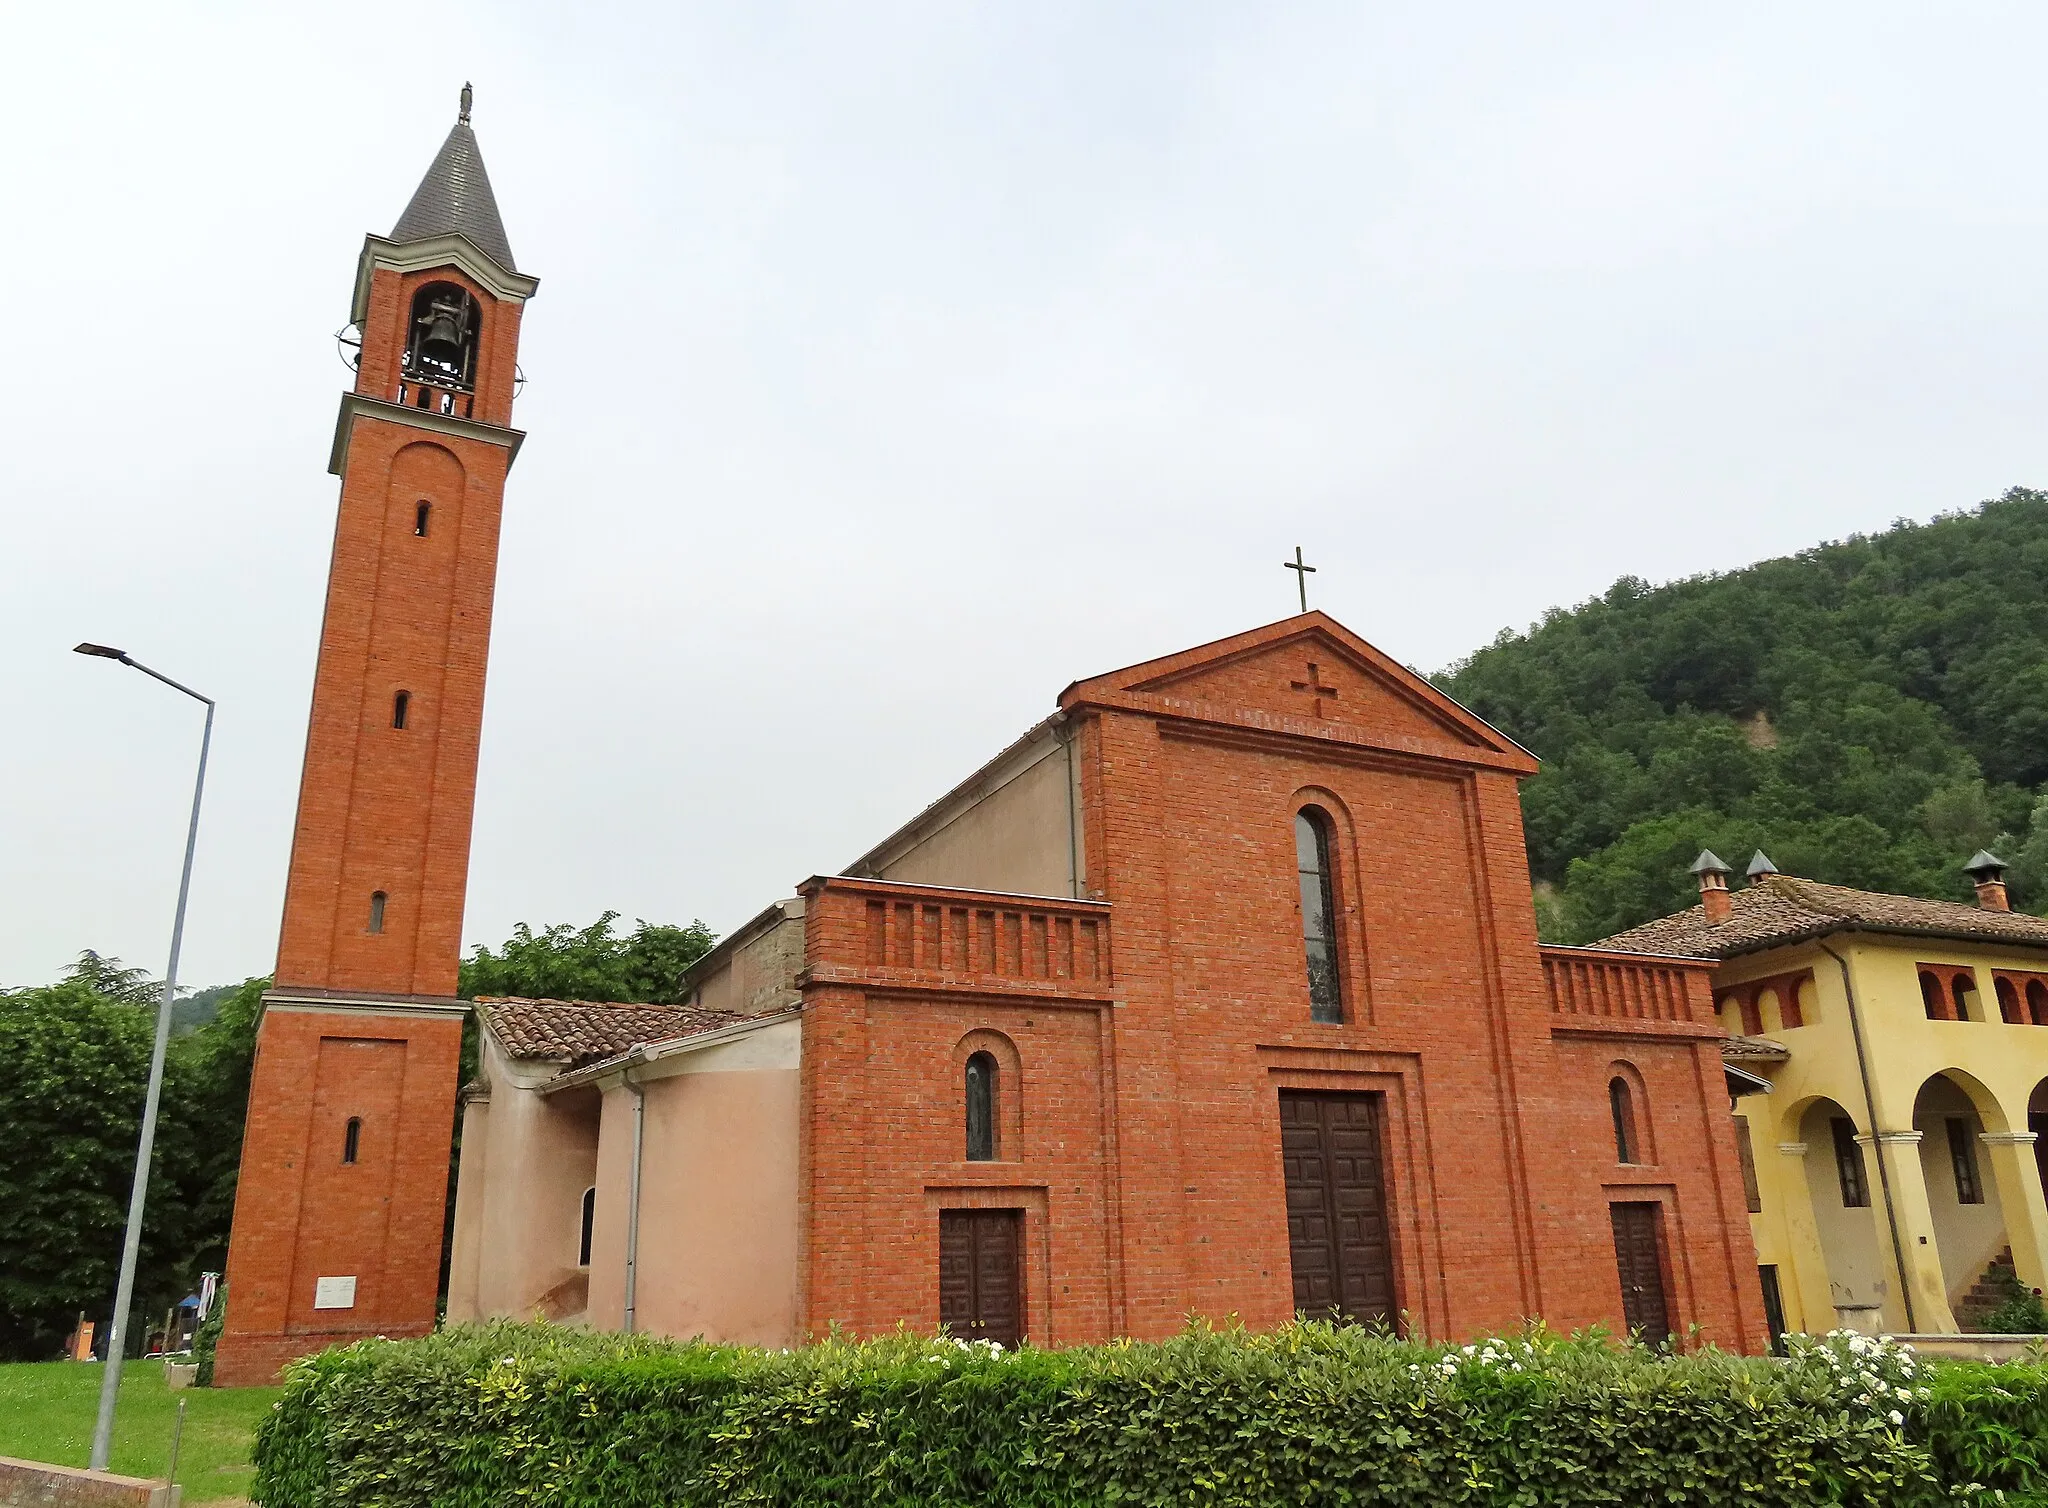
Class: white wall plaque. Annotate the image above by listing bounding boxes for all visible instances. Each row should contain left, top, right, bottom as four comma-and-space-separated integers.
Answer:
313, 1275, 358, 1310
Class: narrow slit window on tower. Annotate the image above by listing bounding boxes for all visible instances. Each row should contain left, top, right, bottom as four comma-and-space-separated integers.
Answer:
965, 1051, 997, 1162
414, 501, 431, 537
342, 1117, 361, 1165
368, 891, 387, 934
578, 1187, 596, 1267
392, 691, 410, 729
1295, 808, 1342, 1022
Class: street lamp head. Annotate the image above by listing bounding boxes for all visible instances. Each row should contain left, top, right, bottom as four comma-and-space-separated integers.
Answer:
74, 643, 130, 661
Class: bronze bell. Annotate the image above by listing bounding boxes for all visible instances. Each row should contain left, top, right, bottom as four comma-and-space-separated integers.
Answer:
417, 299, 467, 364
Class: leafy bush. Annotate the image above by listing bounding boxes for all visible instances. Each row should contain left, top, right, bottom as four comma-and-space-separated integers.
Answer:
192, 1280, 225, 1387
248, 1321, 2046, 1508
1979, 1270, 2048, 1336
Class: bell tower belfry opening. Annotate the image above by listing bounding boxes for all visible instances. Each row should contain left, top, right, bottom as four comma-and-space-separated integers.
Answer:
214, 86, 539, 1387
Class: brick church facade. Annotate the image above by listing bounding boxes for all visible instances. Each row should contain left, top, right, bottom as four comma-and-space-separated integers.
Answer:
219, 98, 1768, 1382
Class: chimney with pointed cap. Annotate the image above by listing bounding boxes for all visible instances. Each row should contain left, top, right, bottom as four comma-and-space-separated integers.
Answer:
1692, 849, 1734, 924
1746, 850, 1778, 886
1964, 850, 2010, 912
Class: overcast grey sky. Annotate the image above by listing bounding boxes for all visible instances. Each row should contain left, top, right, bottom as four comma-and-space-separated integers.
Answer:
5, 2, 2045, 989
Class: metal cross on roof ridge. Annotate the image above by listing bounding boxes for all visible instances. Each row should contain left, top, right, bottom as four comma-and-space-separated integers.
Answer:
1283, 545, 1316, 612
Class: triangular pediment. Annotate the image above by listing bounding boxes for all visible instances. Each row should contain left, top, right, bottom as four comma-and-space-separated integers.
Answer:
1060, 613, 1533, 766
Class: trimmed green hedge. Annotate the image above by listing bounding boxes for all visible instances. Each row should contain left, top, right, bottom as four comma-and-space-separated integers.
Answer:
251, 1322, 2048, 1507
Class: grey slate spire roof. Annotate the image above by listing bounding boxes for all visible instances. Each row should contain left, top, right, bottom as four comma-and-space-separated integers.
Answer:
389, 84, 517, 273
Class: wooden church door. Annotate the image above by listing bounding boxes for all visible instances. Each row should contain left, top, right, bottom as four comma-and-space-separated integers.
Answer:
1279, 1091, 1398, 1325
939, 1209, 1023, 1346
1609, 1201, 1673, 1340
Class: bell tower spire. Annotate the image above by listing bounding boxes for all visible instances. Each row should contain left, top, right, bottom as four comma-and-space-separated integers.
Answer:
215, 90, 539, 1386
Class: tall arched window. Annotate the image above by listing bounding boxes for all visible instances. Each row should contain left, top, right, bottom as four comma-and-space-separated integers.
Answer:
2029, 979, 2048, 1026
1295, 808, 1342, 1023
578, 1187, 596, 1267
1609, 1078, 1638, 1164
342, 1117, 362, 1165
1997, 977, 2023, 1024
965, 1052, 997, 1161
368, 891, 387, 934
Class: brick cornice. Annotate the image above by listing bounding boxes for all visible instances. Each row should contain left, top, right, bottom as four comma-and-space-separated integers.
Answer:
1069, 689, 1539, 775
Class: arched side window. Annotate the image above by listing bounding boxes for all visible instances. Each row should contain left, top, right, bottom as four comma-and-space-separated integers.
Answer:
342, 1117, 361, 1166
368, 891, 388, 934
578, 1187, 596, 1267
965, 1052, 998, 1162
392, 691, 410, 730
1295, 807, 1342, 1023
1919, 971, 1947, 1020
2029, 979, 2048, 1027
1996, 977, 2023, 1024
1950, 972, 1977, 1022
1609, 1078, 1638, 1164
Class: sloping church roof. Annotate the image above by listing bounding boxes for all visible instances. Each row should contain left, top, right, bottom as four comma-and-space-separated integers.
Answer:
390, 89, 518, 273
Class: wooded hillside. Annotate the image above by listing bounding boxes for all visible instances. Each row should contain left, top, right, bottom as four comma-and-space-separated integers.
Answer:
1437, 487, 2048, 943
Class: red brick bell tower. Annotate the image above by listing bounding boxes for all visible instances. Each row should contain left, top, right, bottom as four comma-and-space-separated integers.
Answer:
214, 86, 538, 1386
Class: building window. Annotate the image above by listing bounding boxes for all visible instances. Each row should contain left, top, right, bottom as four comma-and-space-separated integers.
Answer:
578, 1187, 596, 1267
1997, 977, 2023, 1024
2030, 979, 2048, 1026
965, 1051, 997, 1162
1831, 1118, 1869, 1208
414, 501, 431, 537
1919, 971, 1947, 1020
1295, 808, 1342, 1023
392, 691, 410, 730
1609, 1077, 1638, 1164
342, 1117, 361, 1165
1947, 1119, 1984, 1204
368, 891, 387, 934
1951, 973, 1976, 1022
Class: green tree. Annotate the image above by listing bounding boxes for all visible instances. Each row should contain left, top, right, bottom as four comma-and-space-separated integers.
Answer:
460, 911, 716, 1004
0, 960, 265, 1360
1438, 487, 2048, 940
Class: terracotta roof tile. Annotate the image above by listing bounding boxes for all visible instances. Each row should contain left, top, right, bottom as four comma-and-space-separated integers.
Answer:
1720, 1034, 1791, 1063
476, 997, 743, 1066
1596, 875, 2048, 959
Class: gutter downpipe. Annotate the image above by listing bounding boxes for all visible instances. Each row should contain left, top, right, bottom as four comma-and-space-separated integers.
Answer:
1816, 936, 1917, 1334
623, 1065, 647, 1335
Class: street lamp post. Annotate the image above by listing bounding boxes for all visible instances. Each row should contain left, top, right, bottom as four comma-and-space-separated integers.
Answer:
72, 644, 214, 1473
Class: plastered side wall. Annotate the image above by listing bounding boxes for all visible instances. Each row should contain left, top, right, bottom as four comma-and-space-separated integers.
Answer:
447, 1033, 601, 1324
584, 1021, 802, 1346
870, 734, 1079, 898
692, 904, 806, 1017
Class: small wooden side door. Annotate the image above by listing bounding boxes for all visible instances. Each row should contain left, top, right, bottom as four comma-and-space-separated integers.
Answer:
1609, 1201, 1673, 1341
938, 1209, 1023, 1347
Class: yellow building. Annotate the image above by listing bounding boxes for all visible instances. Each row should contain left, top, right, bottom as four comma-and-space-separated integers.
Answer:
1601, 850, 2048, 1337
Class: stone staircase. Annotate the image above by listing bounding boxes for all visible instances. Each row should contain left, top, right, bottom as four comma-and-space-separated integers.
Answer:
1953, 1246, 2018, 1331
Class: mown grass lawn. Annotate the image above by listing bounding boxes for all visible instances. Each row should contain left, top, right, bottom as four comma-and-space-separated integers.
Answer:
0, 1362, 280, 1504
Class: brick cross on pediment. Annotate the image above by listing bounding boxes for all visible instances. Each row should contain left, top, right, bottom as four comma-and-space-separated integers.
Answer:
1290, 662, 1339, 719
